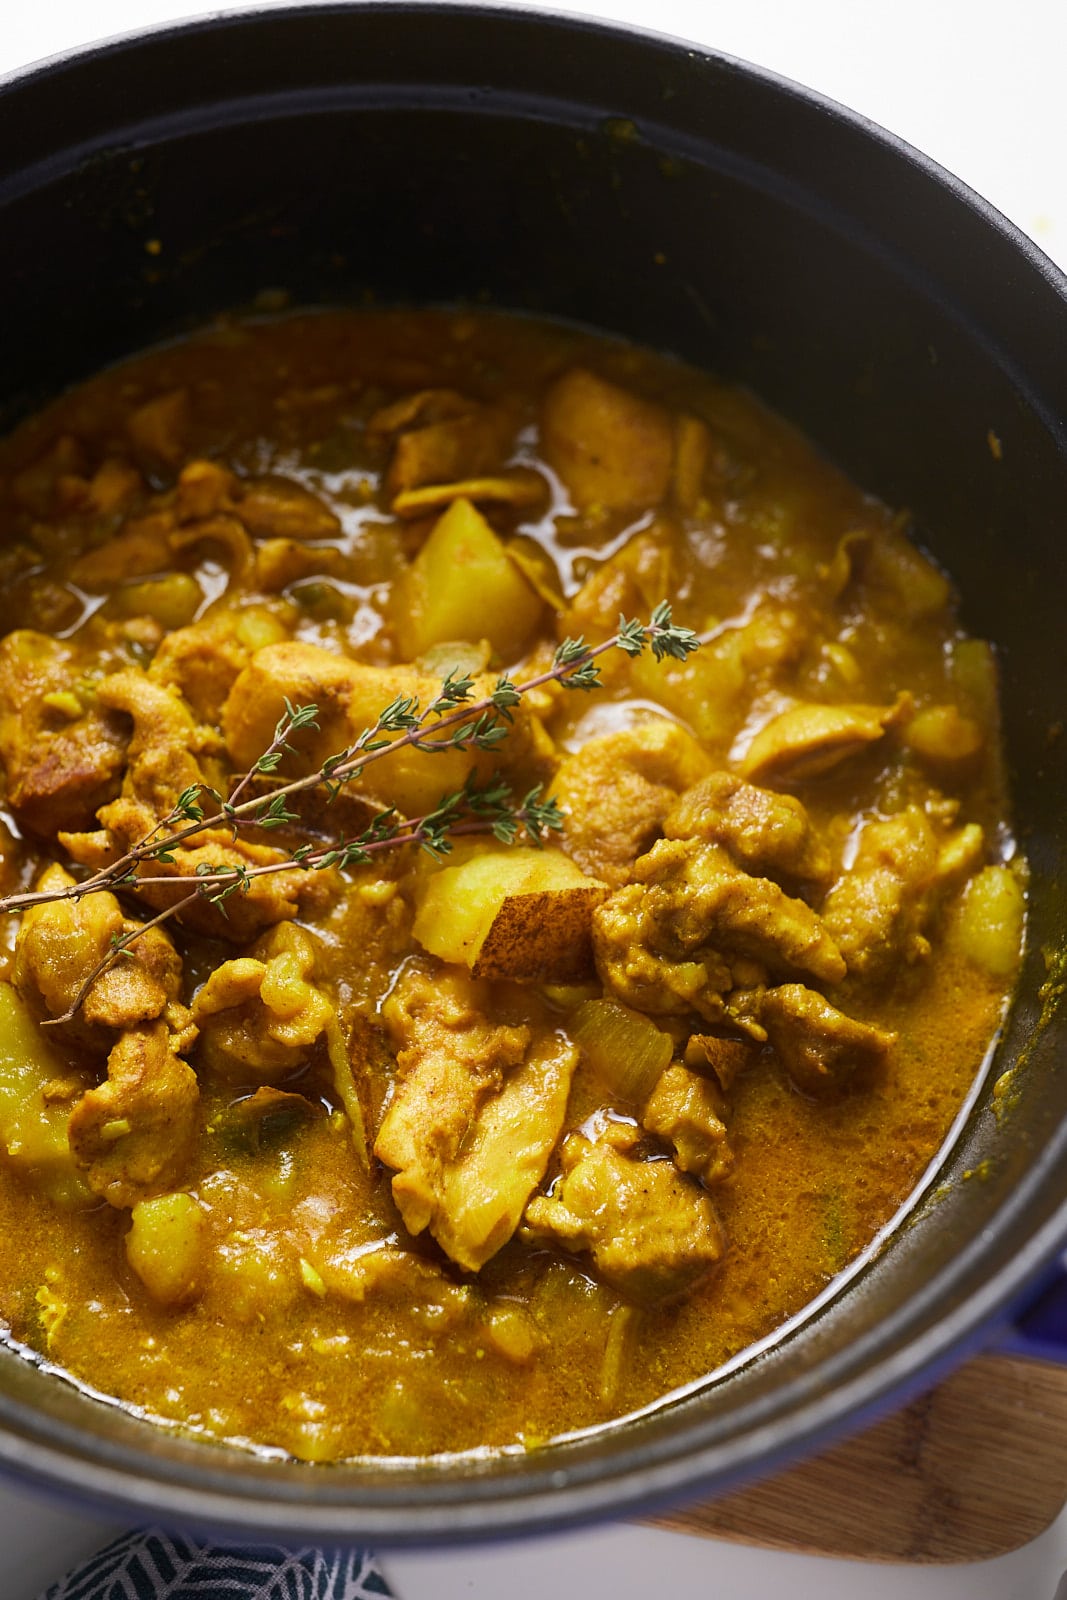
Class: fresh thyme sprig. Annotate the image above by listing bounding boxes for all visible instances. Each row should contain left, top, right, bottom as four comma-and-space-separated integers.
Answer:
0, 605, 699, 958
130, 775, 564, 890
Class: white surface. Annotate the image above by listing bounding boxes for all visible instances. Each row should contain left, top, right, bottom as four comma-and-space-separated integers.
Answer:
3, 1, 1066, 1597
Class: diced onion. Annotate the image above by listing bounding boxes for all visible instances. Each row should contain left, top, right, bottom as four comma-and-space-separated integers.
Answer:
569, 998, 673, 1106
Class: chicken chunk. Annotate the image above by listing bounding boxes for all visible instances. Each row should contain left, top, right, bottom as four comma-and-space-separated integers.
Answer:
541, 369, 674, 511
254, 539, 348, 593
126, 389, 190, 467
643, 1064, 733, 1185
67, 1020, 200, 1207
192, 923, 334, 1081
235, 476, 341, 541
60, 668, 319, 942
759, 984, 896, 1096
11, 435, 88, 516
174, 458, 239, 522
593, 838, 845, 1030
391, 468, 547, 521
309, 1240, 470, 1324
550, 719, 711, 887
13, 863, 190, 1055
739, 695, 910, 785
0, 631, 128, 837
683, 1032, 756, 1092
223, 640, 538, 818
68, 519, 173, 588
373, 393, 515, 504
822, 805, 984, 983
169, 514, 255, 587
148, 606, 292, 723
522, 1133, 725, 1303
664, 771, 832, 886
374, 966, 577, 1271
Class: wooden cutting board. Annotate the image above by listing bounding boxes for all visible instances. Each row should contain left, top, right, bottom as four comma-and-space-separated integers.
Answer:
646, 1355, 1067, 1562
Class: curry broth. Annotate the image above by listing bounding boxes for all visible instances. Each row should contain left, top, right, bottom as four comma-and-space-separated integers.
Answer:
0, 310, 1022, 1459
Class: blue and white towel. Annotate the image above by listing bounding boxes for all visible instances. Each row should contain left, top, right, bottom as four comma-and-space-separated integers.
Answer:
36, 1526, 394, 1599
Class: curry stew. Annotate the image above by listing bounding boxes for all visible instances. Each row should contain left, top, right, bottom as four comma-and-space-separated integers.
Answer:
0, 311, 1024, 1460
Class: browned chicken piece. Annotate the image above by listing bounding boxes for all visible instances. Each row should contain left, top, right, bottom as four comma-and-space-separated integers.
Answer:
174, 458, 239, 522
593, 837, 845, 1030
0, 631, 128, 838
541, 368, 674, 511
561, 561, 645, 652
224, 639, 542, 818
820, 529, 873, 599
254, 539, 348, 592
643, 1063, 733, 1185
822, 805, 985, 983
369, 388, 515, 503
683, 1032, 756, 1092
148, 606, 291, 723
374, 965, 577, 1272
126, 389, 190, 468
59, 668, 319, 942
522, 1132, 725, 1303
68, 517, 173, 589
97, 668, 211, 820
672, 414, 713, 514
391, 468, 547, 521
550, 718, 711, 887
740, 694, 911, 785
560, 528, 676, 641
759, 983, 896, 1096
170, 514, 255, 586
235, 476, 341, 541
80, 458, 144, 518
13, 863, 190, 1055
664, 770, 832, 886
67, 1020, 200, 1208
859, 524, 953, 619
368, 387, 472, 434
11, 435, 88, 516
628, 604, 807, 755
192, 923, 334, 1082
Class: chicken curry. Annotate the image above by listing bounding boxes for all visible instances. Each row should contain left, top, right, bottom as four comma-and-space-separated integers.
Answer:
0, 310, 1025, 1460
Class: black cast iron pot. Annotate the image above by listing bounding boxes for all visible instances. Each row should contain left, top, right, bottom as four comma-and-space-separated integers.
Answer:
0, 0, 1065, 1545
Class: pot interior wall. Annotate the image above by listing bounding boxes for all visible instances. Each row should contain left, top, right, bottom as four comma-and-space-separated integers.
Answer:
0, 2, 1064, 1539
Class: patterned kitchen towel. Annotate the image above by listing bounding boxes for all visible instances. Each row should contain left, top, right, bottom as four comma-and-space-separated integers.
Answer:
35, 1525, 395, 1599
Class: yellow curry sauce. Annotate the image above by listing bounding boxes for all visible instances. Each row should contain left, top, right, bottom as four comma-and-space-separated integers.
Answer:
0, 310, 1025, 1460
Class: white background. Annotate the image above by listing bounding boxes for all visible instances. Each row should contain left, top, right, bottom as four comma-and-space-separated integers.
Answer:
2, 2, 1066, 1597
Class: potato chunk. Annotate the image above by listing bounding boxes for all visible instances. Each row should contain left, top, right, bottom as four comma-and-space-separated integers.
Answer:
392, 496, 543, 661
0, 983, 90, 1206
951, 864, 1026, 978
126, 1192, 207, 1305
413, 847, 607, 981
